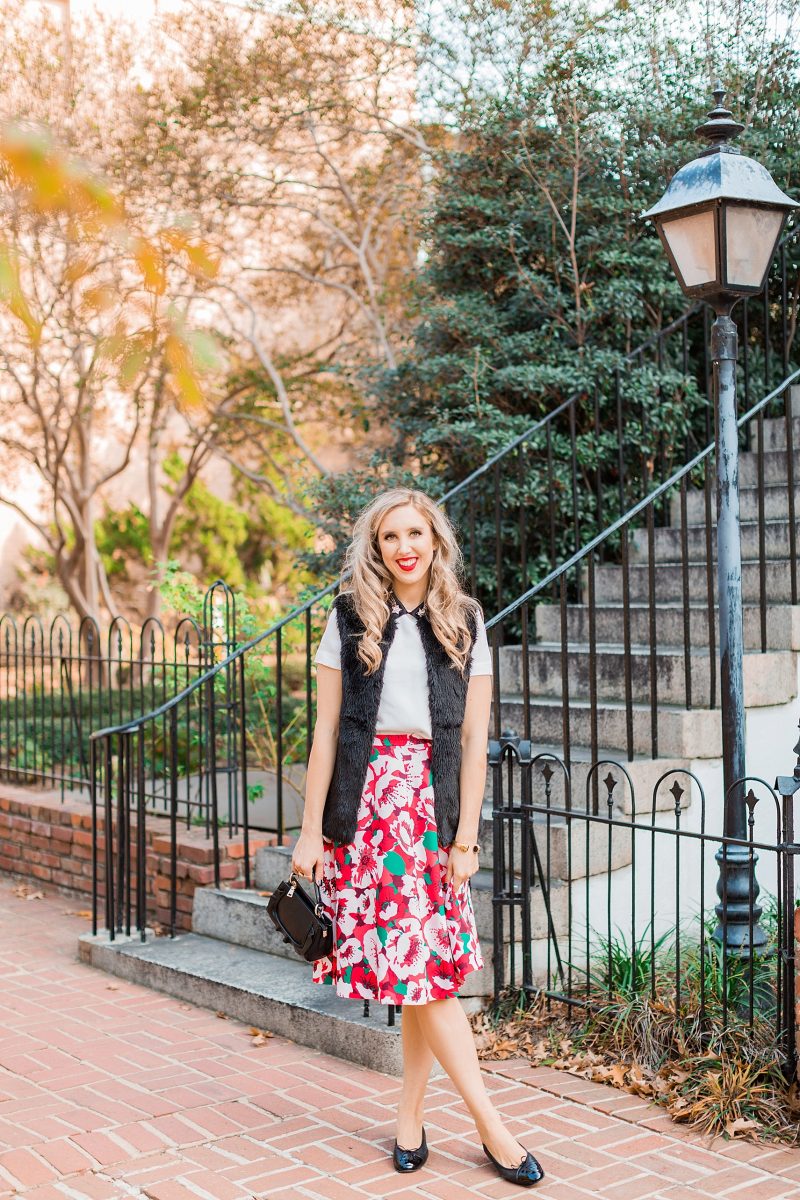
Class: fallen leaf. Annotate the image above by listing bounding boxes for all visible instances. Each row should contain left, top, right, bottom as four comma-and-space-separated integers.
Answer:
490, 1039, 519, 1059
250, 1028, 274, 1046
63, 909, 93, 919
216, 1011, 228, 1019
609, 1063, 628, 1088
725, 1117, 759, 1138
13, 884, 44, 900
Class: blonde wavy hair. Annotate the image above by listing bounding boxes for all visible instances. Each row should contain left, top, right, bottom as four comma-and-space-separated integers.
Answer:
337, 487, 482, 677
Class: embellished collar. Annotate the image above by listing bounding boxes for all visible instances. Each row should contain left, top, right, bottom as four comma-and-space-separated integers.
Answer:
389, 590, 426, 619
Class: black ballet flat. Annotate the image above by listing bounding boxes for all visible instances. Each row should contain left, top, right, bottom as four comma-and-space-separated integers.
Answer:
482, 1141, 544, 1186
392, 1125, 428, 1172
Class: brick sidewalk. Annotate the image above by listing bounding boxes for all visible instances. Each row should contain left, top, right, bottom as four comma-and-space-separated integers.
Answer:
0, 878, 798, 1200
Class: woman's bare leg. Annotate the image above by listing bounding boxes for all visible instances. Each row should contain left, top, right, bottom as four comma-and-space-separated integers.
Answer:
396, 1003, 435, 1148
414, 996, 531, 1168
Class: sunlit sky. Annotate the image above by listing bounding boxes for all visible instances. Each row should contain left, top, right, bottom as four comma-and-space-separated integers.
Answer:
30, 0, 252, 23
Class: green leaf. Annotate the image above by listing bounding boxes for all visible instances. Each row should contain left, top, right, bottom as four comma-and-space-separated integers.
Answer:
383, 850, 407, 877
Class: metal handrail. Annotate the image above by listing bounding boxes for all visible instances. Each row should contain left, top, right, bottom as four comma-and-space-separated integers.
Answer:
487, 366, 800, 630
89, 581, 340, 743
438, 304, 704, 502
88, 314, 710, 746
87, 364, 800, 749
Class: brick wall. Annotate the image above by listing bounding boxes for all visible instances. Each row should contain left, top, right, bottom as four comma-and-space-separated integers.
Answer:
0, 783, 285, 932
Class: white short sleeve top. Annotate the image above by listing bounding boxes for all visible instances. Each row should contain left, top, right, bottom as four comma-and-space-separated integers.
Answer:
314, 599, 492, 741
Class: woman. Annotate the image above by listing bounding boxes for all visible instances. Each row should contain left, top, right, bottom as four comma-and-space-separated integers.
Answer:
290, 487, 544, 1187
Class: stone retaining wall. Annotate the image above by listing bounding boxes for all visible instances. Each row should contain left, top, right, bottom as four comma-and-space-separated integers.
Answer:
0, 782, 284, 930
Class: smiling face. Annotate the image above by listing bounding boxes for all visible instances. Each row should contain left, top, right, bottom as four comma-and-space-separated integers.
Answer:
376, 503, 436, 592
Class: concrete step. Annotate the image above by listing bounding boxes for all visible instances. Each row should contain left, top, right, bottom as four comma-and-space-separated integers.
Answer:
480, 796, 633, 878
676, 484, 800, 525
498, 694, 721, 758
483, 747, 698, 815
750, 415, 800, 453
192, 885, 307, 963
742, 388, 800, 451
505, 642, 712, 708
193, 880, 569, 958
533, 601, 800, 652
737, 447, 800, 487
590, 558, 796, 604
255, 843, 298, 892
498, 642, 796, 709
630, 518, 800, 564
78, 928, 408, 1074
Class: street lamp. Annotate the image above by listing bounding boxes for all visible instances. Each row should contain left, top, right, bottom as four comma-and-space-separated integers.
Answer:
643, 86, 798, 959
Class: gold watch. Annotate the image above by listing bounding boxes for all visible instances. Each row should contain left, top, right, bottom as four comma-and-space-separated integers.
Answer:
454, 840, 480, 853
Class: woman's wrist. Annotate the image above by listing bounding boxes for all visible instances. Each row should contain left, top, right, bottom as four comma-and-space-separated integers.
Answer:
454, 828, 479, 846
453, 839, 479, 853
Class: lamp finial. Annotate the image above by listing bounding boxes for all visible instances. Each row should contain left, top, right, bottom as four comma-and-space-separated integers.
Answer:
696, 83, 744, 155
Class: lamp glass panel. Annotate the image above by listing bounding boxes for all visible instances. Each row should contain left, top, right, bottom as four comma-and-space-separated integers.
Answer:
661, 209, 717, 290
725, 206, 783, 289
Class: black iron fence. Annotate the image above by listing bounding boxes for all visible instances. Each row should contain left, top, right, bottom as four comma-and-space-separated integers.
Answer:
0, 581, 238, 797
487, 730, 799, 1076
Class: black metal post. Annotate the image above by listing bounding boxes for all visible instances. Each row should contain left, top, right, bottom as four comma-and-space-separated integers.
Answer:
711, 309, 766, 955
775, 720, 800, 1077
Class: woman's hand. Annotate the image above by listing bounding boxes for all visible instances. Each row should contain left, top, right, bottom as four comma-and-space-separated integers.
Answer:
291, 830, 325, 885
445, 845, 479, 896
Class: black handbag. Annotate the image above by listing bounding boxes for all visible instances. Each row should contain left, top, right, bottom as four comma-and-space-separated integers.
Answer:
265, 871, 334, 963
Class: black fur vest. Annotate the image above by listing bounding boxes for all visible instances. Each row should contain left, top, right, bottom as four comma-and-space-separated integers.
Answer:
320, 590, 478, 850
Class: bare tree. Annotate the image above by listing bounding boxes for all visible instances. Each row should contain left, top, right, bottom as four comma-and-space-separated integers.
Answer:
0, 0, 430, 618
0, 115, 219, 624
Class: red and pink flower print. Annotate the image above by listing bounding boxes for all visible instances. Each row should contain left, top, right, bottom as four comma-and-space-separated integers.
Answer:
311, 733, 484, 1004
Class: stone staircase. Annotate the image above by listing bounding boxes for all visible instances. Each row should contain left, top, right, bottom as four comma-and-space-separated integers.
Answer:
501, 397, 800, 772
483, 393, 800, 989
80, 391, 800, 1069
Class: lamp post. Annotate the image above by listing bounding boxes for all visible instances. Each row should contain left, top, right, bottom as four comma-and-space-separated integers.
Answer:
643, 87, 798, 958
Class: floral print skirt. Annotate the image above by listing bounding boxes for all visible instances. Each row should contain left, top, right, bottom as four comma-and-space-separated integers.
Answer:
311, 732, 484, 1004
